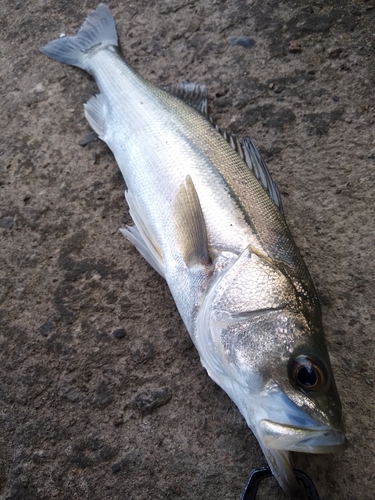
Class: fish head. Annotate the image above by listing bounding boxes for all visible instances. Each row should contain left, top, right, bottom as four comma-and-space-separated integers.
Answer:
196, 246, 347, 495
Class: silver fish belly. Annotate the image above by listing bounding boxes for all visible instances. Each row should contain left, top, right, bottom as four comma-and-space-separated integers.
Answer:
40, 4, 347, 497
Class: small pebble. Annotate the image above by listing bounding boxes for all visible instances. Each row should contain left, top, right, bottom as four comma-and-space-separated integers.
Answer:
327, 47, 342, 59
113, 417, 124, 427
0, 217, 14, 230
132, 387, 172, 415
288, 40, 301, 53
112, 328, 126, 339
34, 450, 47, 458
227, 36, 256, 48
40, 321, 54, 337
111, 462, 121, 473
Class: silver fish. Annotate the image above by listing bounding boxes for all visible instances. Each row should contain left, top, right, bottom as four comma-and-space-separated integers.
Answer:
40, 4, 347, 496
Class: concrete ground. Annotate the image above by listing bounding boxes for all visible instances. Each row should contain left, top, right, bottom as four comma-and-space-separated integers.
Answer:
1, 1, 375, 498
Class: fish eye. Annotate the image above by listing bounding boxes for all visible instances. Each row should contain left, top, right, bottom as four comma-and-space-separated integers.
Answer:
289, 355, 326, 392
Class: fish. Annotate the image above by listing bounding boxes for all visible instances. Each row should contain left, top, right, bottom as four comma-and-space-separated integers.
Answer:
39, 4, 347, 497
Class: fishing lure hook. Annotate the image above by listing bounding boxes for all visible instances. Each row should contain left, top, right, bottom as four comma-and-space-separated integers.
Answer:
240, 466, 320, 500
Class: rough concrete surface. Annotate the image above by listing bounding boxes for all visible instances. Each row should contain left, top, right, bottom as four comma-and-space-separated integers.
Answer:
1, 0, 375, 499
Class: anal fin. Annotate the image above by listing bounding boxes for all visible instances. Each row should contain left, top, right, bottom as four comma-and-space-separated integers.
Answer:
83, 93, 107, 139
78, 131, 99, 146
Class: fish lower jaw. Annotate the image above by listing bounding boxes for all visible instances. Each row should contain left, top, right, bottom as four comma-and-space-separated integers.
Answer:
259, 418, 348, 453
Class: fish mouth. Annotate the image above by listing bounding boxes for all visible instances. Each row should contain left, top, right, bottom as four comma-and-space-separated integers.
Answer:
259, 419, 348, 453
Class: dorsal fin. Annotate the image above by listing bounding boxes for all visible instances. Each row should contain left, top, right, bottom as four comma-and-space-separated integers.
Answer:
240, 137, 283, 213
162, 82, 208, 116
212, 121, 284, 214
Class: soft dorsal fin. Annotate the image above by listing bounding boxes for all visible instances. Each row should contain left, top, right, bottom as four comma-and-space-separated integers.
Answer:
240, 137, 283, 213
213, 123, 284, 214
162, 82, 208, 116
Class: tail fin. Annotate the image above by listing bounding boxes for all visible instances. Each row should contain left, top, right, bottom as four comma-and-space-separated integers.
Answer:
39, 3, 118, 71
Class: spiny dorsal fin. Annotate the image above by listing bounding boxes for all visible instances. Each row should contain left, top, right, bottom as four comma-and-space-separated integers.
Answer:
212, 120, 284, 214
173, 176, 211, 267
162, 82, 208, 116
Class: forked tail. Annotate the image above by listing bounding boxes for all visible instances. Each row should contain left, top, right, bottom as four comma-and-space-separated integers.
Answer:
39, 3, 118, 72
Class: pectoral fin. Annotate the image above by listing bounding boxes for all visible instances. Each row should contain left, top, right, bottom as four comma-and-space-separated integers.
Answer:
173, 176, 211, 268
